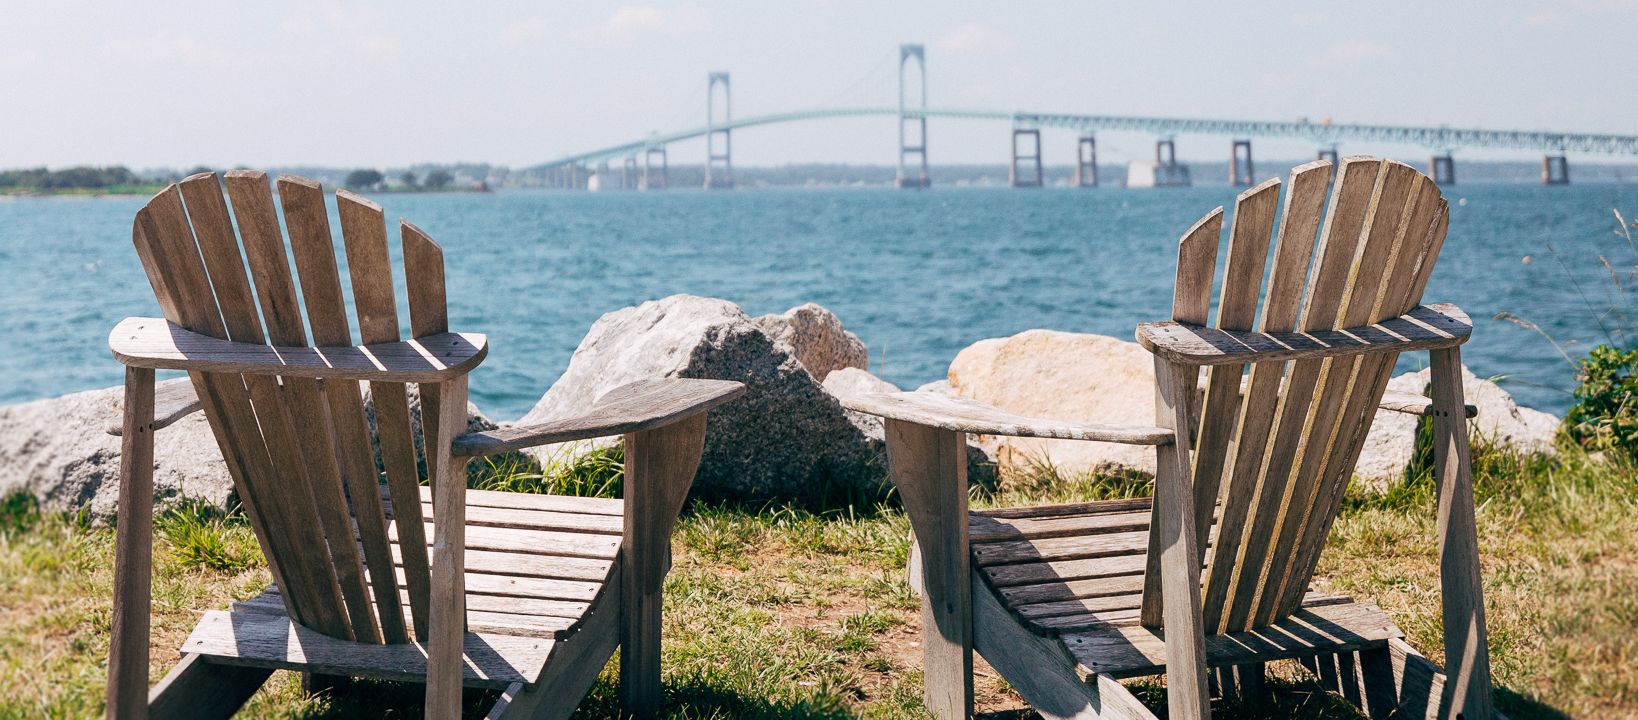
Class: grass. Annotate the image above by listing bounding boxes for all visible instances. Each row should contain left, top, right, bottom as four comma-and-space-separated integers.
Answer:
1, 434, 1633, 718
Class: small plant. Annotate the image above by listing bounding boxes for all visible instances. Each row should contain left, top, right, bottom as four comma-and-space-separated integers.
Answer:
1565, 344, 1638, 460
470, 442, 626, 498
155, 501, 262, 573
0, 491, 40, 535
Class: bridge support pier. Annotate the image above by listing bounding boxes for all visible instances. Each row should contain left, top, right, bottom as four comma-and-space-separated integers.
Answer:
622, 156, 638, 190
641, 147, 668, 190
1229, 139, 1254, 186
1075, 135, 1098, 187
706, 71, 733, 190
1317, 146, 1339, 165
896, 44, 930, 189
1010, 128, 1043, 188
1542, 155, 1569, 185
1431, 153, 1455, 185
1151, 138, 1192, 187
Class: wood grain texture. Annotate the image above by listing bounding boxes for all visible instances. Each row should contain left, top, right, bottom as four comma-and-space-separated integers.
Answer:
1064, 601, 1402, 679
181, 609, 551, 689
1134, 304, 1470, 366
1429, 347, 1495, 719
485, 568, 623, 720
107, 367, 155, 720
105, 377, 202, 435
840, 391, 1172, 445
455, 378, 745, 456
621, 414, 709, 716
146, 654, 271, 720
1145, 358, 1210, 718
275, 176, 409, 643
425, 376, 472, 718
109, 317, 487, 381
886, 420, 974, 720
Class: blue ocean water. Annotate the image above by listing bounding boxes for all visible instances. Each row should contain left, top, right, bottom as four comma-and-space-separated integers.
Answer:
2, 183, 1633, 419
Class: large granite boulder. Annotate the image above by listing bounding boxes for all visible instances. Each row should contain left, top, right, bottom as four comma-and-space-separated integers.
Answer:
948, 330, 1161, 475
0, 382, 231, 516
519, 295, 885, 503
755, 303, 868, 382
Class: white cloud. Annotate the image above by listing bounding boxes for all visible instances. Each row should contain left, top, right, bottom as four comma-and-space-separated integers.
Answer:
501, 17, 550, 47
588, 4, 707, 40
934, 23, 1016, 54
102, 33, 256, 71
281, 14, 316, 37
1327, 41, 1391, 61
0, 48, 41, 73
315, 3, 402, 59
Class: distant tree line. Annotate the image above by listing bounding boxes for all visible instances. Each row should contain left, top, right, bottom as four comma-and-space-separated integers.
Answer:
0, 166, 145, 189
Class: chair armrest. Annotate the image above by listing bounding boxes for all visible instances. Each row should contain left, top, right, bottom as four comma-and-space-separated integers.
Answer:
105, 378, 202, 436
1137, 303, 1471, 366
1379, 389, 1478, 418
451, 378, 746, 457
109, 317, 486, 382
839, 391, 1174, 445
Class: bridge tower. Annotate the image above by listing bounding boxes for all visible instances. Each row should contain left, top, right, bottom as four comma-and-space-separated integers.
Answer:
1430, 153, 1455, 185
1074, 135, 1098, 187
897, 44, 930, 189
1150, 138, 1191, 187
1010, 126, 1043, 187
1542, 154, 1569, 185
622, 156, 638, 190
1229, 139, 1254, 186
642, 145, 668, 190
706, 72, 733, 190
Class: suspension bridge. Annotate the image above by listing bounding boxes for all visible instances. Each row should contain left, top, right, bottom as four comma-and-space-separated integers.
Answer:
537, 43, 1638, 190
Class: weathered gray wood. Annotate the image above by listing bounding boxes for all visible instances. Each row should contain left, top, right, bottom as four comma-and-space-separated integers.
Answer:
426, 376, 473, 718
1429, 347, 1495, 720
394, 520, 622, 559
181, 609, 552, 688
1135, 303, 1471, 366
969, 508, 1152, 543
107, 366, 155, 720
621, 414, 709, 716
146, 653, 272, 720
840, 391, 1173, 446
886, 420, 974, 719
1379, 390, 1476, 418
1028, 593, 1353, 635
981, 555, 1150, 589
971, 569, 1159, 720
455, 378, 746, 456
454, 486, 625, 516
105, 378, 201, 436
421, 500, 624, 535
1147, 358, 1210, 718
488, 568, 623, 720
1300, 647, 1399, 720
108, 317, 488, 381
975, 497, 1152, 520
1065, 601, 1401, 679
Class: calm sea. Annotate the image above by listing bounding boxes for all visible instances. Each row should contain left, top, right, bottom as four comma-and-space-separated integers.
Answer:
3, 183, 1633, 419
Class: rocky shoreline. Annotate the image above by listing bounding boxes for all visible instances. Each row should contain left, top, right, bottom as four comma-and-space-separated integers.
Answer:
0, 295, 1561, 515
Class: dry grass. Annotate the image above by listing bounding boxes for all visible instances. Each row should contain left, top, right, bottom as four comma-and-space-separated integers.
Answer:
0, 434, 1632, 718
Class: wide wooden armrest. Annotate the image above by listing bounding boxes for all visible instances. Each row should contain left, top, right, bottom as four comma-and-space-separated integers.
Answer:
109, 317, 486, 382
105, 377, 202, 436
1138, 303, 1471, 366
839, 391, 1174, 445
451, 378, 746, 457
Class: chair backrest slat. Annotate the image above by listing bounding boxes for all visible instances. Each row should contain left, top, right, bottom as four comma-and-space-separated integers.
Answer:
130, 174, 454, 645
337, 191, 435, 640
276, 176, 412, 643
1144, 157, 1451, 633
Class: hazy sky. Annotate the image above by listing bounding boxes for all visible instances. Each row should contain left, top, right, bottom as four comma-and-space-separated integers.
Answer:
2, 1, 1633, 170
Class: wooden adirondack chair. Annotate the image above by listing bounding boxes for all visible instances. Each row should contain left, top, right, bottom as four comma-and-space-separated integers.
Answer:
104, 171, 745, 719
843, 157, 1496, 719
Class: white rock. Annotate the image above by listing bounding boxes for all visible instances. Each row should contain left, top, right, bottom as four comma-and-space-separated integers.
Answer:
1395, 365, 1561, 456
0, 382, 231, 516
947, 330, 1158, 475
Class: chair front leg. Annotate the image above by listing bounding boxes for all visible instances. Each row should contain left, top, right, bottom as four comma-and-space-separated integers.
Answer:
425, 376, 473, 719
108, 366, 155, 720
1151, 358, 1210, 720
621, 414, 708, 717
1428, 348, 1495, 719
884, 419, 972, 720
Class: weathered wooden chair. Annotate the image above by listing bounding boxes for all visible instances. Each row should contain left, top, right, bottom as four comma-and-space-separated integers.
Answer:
843, 157, 1496, 719
104, 171, 744, 719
